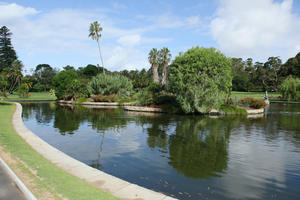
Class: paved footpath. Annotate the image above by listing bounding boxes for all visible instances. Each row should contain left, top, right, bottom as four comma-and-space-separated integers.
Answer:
0, 164, 25, 200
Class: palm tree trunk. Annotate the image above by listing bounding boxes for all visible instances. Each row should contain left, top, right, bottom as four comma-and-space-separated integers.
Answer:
162, 63, 168, 86
97, 40, 105, 74
153, 64, 159, 83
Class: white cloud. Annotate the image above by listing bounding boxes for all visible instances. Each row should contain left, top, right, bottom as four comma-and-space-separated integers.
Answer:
211, 0, 300, 61
0, 3, 38, 21
0, 3, 170, 71
117, 34, 141, 46
106, 45, 148, 71
186, 16, 201, 27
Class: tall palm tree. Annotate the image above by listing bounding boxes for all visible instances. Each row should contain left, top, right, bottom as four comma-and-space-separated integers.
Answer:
148, 48, 159, 83
89, 21, 105, 74
159, 47, 171, 86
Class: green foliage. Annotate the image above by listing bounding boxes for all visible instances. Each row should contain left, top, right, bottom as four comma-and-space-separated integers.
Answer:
33, 64, 56, 91
52, 70, 79, 100
168, 47, 232, 113
135, 89, 153, 106
279, 52, 300, 78
148, 82, 163, 94
76, 97, 89, 103
91, 94, 117, 102
239, 97, 266, 109
0, 26, 17, 72
64, 79, 89, 100
279, 77, 300, 101
17, 83, 30, 98
0, 73, 8, 97
219, 104, 247, 115
88, 74, 133, 98
120, 69, 152, 89
32, 83, 44, 92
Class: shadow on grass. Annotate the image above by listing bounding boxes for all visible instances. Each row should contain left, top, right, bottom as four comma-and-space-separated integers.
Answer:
0, 101, 12, 105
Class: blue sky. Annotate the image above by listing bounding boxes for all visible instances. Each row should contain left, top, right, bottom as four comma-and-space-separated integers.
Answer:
0, 0, 300, 72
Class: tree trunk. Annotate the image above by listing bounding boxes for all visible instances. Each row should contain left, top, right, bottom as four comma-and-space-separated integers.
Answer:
153, 64, 159, 83
161, 62, 168, 86
97, 40, 105, 74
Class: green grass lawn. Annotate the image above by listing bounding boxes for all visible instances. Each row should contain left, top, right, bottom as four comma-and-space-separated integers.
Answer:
0, 102, 118, 200
3, 92, 56, 100
231, 91, 280, 101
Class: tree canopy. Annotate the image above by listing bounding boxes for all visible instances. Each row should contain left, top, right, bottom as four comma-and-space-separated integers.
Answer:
168, 47, 232, 113
0, 26, 17, 72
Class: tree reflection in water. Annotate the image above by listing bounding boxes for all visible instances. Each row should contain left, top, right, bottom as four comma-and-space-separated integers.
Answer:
21, 103, 300, 179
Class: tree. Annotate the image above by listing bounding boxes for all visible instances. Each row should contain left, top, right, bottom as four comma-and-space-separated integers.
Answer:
264, 56, 282, 91
5, 59, 23, 93
279, 77, 300, 101
148, 48, 159, 83
89, 21, 104, 74
0, 73, 8, 97
63, 65, 75, 71
231, 58, 248, 91
81, 64, 98, 78
88, 74, 132, 97
52, 70, 79, 99
279, 52, 300, 78
0, 26, 17, 72
34, 64, 56, 91
159, 47, 171, 86
168, 47, 232, 113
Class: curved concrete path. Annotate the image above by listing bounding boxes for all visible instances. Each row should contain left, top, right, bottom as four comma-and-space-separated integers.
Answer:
12, 103, 176, 200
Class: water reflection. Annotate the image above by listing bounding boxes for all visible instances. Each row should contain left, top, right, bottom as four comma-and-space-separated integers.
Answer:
21, 103, 300, 200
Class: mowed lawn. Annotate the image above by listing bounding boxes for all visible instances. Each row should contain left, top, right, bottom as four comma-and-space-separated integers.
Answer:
231, 91, 280, 100
0, 102, 118, 200
3, 92, 56, 100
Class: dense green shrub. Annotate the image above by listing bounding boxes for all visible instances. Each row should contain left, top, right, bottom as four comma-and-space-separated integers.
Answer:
239, 97, 266, 109
0, 74, 8, 97
279, 77, 300, 101
64, 79, 89, 100
52, 70, 79, 99
219, 104, 247, 115
168, 47, 232, 113
17, 83, 30, 98
88, 74, 133, 98
135, 89, 153, 106
32, 83, 44, 92
91, 94, 117, 102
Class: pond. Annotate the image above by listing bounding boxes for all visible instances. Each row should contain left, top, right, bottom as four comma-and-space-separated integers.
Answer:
21, 103, 300, 200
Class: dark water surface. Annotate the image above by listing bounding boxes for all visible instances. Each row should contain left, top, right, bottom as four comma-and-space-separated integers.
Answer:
22, 103, 300, 200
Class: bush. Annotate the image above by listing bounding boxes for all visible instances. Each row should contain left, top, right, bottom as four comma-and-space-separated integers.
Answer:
168, 47, 232, 113
32, 83, 44, 92
88, 74, 133, 98
52, 70, 78, 100
17, 84, 30, 98
279, 77, 300, 101
153, 94, 177, 105
64, 79, 89, 100
135, 90, 153, 106
239, 97, 266, 109
91, 94, 117, 102
219, 104, 247, 115
0, 74, 8, 97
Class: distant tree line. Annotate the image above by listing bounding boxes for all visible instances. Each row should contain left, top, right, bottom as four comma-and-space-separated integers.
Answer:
1, 24, 300, 106
231, 55, 300, 92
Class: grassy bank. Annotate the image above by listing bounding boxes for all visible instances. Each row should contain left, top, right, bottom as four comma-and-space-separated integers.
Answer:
0, 102, 118, 200
3, 92, 56, 100
231, 91, 280, 101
